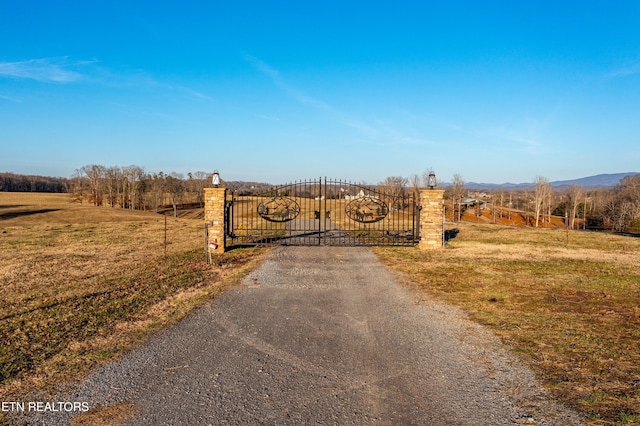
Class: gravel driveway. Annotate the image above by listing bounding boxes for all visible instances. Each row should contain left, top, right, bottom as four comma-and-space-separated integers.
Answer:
19, 246, 584, 425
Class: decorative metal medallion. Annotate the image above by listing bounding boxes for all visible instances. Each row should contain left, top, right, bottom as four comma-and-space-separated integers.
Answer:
345, 196, 389, 223
257, 197, 301, 222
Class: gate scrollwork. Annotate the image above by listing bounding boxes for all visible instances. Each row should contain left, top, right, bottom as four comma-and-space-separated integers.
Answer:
257, 196, 300, 222
345, 196, 389, 223
227, 178, 417, 247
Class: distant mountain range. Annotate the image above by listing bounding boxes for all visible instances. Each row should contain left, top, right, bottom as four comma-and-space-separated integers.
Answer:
461, 173, 639, 190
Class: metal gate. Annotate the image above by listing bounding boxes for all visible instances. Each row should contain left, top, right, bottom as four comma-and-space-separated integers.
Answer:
226, 178, 419, 247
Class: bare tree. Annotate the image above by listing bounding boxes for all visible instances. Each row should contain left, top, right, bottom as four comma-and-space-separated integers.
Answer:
378, 176, 408, 209
123, 165, 145, 209
449, 173, 465, 222
165, 172, 185, 217
69, 169, 87, 204
148, 172, 166, 212
567, 185, 583, 229
612, 174, 640, 231
409, 173, 422, 199
81, 164, 106, 206
188, 171, 209, 207
498, 188, 510, 221
137, 173, 150, 211
104, 166, 121, 208
533, 176, 551, 227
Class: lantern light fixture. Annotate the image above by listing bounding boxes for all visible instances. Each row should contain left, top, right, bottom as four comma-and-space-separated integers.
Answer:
212, 170, 221, 187
427, 171, 437, 189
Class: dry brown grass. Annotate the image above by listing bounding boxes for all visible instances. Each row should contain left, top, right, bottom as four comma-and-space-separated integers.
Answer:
69, 402, 137, 426
374, 223, 640, 425
0, 193, 267, 415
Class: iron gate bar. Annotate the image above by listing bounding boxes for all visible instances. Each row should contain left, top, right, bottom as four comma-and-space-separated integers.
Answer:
226, 178, 419, 248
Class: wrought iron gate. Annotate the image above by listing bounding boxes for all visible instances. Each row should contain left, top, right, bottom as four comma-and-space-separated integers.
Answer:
226, 178, 419, 247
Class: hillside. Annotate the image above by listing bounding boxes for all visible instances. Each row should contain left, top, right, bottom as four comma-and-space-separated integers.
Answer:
463, 172, 639, 190
550, 172, 639, 188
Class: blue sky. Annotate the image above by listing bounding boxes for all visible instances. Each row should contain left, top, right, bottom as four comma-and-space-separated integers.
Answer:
1, 1, 639, 184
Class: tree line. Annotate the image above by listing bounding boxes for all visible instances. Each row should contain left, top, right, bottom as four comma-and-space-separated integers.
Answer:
68, 165, 210, 217
3, 167, 638, 231
0, 172, 68, 193
438, 173, 640, 233
67, 165, 272, 216
590, 174, 640, 232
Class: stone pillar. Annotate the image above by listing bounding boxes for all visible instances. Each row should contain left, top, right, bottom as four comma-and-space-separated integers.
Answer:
204, 187, 228, 253
419, 189, 445, 250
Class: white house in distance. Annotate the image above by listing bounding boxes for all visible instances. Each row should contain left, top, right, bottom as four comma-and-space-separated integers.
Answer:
344, 190, 368, 201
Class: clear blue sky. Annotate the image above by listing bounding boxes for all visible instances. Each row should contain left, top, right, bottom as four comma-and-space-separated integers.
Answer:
1, 1, 639, 184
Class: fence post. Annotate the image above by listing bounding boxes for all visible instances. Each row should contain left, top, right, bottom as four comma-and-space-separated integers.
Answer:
204, 187, 228, 254
419, 189, 445, 250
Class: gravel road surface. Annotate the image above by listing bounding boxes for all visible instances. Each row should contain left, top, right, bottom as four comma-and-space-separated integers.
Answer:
19, 246, 584, 425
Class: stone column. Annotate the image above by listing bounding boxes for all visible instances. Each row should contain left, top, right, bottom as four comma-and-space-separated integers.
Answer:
419, 189, 445, 250
204, 187, 228, 253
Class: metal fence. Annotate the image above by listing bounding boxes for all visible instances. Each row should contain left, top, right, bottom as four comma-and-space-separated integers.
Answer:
225, 178, 419, 247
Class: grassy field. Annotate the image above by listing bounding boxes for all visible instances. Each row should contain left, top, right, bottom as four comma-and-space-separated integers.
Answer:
0, 192, 266, 413
374, 223, 640, 425
3, 193, 639, 424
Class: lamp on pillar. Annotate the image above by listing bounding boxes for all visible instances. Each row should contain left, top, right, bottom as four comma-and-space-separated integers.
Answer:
427, 171, 437, 189
212, 170, 221, 187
